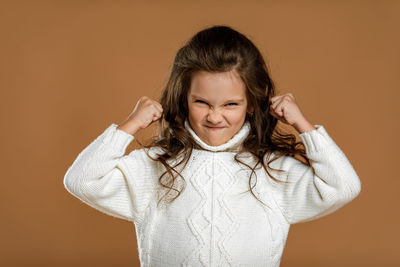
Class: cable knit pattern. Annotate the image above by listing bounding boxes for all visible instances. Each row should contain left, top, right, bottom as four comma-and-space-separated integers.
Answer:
64, 121, 361, 266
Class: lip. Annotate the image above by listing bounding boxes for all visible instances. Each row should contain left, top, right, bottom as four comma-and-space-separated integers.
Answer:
206, 126, 225, 130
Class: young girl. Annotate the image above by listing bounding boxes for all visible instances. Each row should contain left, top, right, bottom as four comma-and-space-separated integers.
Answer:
64, 25, 361, 266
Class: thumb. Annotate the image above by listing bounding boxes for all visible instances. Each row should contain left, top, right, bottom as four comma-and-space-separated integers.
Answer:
269, 108, 280, 119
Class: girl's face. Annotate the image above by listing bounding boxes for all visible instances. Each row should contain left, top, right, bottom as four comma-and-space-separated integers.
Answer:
187, 70, 252, 146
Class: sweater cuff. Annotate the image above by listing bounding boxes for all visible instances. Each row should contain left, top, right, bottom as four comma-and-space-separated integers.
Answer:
298, 125, 335, 154
100, 123, 135, 152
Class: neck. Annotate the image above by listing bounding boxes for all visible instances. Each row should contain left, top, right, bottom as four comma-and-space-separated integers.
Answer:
184, 119, 251, 152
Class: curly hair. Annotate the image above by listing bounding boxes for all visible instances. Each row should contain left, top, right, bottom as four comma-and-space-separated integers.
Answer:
135, 24, 311, 208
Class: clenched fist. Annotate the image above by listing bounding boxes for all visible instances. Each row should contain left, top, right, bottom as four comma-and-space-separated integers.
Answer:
269, 93, 316, 134
117, 96, 163, 135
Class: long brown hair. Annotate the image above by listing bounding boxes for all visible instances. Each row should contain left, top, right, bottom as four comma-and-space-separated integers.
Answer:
137, 25, 311, 208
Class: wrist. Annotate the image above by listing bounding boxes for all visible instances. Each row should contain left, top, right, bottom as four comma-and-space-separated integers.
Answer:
293, 118, 316, 134
116, 122, 140, 136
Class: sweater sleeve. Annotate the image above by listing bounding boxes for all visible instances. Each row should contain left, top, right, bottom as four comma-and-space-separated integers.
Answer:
267, 125, 362, 225
63, 123, 158, 225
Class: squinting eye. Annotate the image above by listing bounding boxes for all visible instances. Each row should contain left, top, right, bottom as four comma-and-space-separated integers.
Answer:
226, 103, 238, 106
195, 100, 207, 104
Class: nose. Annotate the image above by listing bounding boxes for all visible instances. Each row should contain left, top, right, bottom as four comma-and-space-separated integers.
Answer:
207, 109, 223, 125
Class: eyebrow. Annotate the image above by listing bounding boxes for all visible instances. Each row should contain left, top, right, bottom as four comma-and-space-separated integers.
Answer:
191, 95, 244, 103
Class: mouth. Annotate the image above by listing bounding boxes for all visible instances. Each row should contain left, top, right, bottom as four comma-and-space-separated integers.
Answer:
206, 126, 225, 130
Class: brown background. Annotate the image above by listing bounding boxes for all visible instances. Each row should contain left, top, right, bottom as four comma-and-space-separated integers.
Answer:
1, 0, 399, 266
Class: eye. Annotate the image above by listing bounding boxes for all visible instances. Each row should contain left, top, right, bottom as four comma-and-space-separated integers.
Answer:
226, 103, 238, 106
195, 100, 208, 104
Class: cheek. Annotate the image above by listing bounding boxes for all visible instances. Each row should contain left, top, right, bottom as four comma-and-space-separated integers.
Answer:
188, 106, 206, 122
226, 109, 247, 122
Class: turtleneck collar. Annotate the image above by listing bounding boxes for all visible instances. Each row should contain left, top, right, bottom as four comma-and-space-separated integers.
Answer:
184, 119, 251, 152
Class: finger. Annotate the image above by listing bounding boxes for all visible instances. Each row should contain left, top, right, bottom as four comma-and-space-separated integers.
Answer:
271, 96, 283, 111
270, 95, 279, 102
154, 104, 162, 114
151, 107, 161, 117
271, 98, 282, 114
150, 101, 162, 114
287, 93, 294, 99
270, 94, 283, 102
274, 100, 287, 116
156, 102, 164, 113
155, 100, 164, 112
269, 107, 281, 119
150, 113, 160, 123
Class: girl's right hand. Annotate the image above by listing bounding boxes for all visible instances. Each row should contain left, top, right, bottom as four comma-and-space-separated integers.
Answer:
117, 96, 163, 135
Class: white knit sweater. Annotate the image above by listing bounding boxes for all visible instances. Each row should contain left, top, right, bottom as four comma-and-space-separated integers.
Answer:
64, 120, 361, 267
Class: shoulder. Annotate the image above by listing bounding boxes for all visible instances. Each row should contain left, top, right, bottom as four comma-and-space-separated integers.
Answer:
263, 151, 306, 175
128, 146, 165, 159
126, 146, 183, 169
118, 148, 167, 180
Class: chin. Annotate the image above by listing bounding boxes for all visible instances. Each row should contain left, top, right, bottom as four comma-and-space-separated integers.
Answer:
209, 141, 222, 146
206, 137, 227, 146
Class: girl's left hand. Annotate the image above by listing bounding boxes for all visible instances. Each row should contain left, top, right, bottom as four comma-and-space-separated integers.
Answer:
269, 93, 315, 132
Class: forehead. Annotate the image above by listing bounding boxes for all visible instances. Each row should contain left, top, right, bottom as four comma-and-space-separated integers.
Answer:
188, 70, 246, 97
